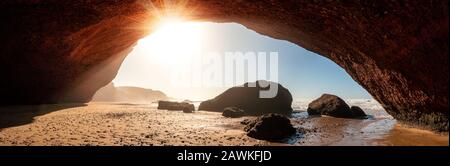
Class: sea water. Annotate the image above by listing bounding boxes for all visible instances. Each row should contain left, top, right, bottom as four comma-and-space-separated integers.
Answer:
291, 98, 391, 119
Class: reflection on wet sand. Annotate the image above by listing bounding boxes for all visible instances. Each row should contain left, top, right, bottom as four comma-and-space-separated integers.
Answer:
371, 123, 449, 146
292, 115, 448, 146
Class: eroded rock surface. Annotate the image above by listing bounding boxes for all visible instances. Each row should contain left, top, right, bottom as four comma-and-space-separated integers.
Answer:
0, 1, 448, 130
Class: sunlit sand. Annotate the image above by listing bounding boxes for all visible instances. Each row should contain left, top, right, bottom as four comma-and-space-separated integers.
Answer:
0, 103, 447, 146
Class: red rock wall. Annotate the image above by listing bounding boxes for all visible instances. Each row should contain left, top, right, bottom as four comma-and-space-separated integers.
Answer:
0, 0, 448, 131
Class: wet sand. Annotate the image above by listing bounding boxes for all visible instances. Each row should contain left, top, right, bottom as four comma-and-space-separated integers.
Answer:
0, 103, 447, 146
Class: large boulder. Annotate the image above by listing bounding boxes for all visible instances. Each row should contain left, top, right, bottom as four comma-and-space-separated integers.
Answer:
349, 106, 368, 117
157, 101, 195, 113
244, 114, 296, 141
199, 80, 293, 115
307, 94, 367, 118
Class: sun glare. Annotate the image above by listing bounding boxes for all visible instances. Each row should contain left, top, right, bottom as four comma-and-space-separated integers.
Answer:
137, 19, 206, 67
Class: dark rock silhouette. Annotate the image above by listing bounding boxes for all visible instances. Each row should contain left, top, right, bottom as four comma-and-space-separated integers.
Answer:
182, 104, 195, 113
199, 80, 293, 115
222, 107, 245, 118
349, 106, 368, 118
157, 101, 195, 113
244, 114, 296, 141
307, 94, 367, 119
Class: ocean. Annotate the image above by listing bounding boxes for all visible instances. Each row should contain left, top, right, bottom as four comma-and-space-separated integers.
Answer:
292, 98, 392, 119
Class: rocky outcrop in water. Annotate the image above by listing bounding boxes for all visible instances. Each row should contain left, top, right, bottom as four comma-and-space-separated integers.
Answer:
199, 80, 293, 115
0, 1, 447, 131
349, 106, 367, 118
307, 94, 367, 119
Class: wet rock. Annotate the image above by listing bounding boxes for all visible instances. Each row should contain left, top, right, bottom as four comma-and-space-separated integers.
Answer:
240, 119, 253, 125
222, 107, 245, 118
307, 94, 367, 119
244, 113, 296, 141
349, 106, 367, 118
307, 94, 350, 116
199, 80, 293, 115
182, 104, 195, 113
157, 101, 195, 113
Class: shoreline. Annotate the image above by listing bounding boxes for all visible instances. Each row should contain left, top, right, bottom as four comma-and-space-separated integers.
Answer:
0, 102, 448, 146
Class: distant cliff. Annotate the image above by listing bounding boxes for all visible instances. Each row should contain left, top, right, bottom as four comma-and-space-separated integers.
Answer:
91, 83, 167, 103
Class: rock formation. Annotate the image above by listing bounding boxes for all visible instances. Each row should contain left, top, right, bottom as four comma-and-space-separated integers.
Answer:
92, 82, 167, 103
199, 80, 293, 115
244, 113, 296, 141
157, 101, 195, 113
349, 106, 367, 118
0, 1, 447, 130
307, 94, 367, 119
222, 107, 245, 118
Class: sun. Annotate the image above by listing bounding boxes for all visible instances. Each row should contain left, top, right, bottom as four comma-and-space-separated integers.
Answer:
137, 18, 206, 67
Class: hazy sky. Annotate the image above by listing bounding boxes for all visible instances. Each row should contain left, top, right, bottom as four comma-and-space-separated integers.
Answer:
113, 22, 372, 100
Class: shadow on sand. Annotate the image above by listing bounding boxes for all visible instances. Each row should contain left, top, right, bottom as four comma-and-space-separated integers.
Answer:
0, 103, 87, 129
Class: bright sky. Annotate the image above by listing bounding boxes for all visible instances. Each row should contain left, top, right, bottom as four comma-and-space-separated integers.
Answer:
113, 21, 372, 100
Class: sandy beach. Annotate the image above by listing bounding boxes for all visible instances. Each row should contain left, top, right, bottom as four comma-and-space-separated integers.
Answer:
0, 102, 447, 146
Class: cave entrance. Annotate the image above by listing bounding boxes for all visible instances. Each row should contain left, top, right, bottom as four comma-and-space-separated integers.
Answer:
91, 21, 386, 116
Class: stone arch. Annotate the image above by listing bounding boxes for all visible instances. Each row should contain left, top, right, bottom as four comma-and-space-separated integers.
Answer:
0, 0, 447, 131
